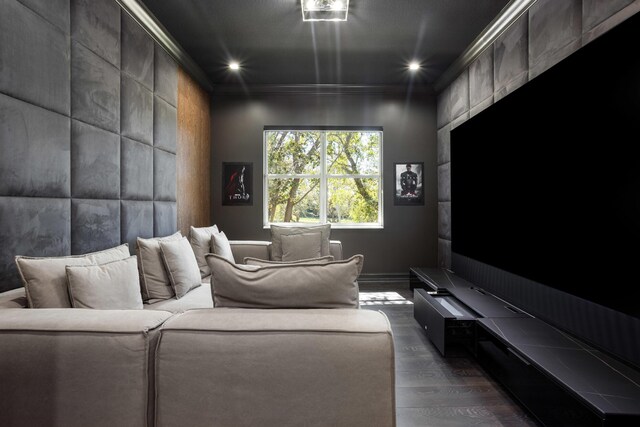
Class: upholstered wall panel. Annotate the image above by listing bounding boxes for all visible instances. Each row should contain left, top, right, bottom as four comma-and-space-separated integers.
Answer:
0, 94, 71, 198
71, 42, 120, 133
494, 13, 529, 101
121, 75, 153, 144
154, 149, 177, 201
0, 197, 71, 286
71, 120, 120, 199
154, 97, 177, 153
155, 46, 178, 107
154, 202, 177, 237
121, 137, 154, 200
16, 0, 70, 33
583, 0, 635, 31
0, 0, 180, 292
121, 200, 154, 251
71, 0, 120, 68
0, 0, 70, 115
469, 48, 494, 108
529, 0, 582, 79
121, 13, 154, 90
71, 199, 120, 254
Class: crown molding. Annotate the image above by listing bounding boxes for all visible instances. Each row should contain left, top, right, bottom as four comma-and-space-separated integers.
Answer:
212, 84, 435, 96
434, 0, 538, 93
115, 0, 213, 91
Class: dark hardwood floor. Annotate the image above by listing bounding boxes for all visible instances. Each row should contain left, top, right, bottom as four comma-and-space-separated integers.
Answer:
359, 282, 539, 427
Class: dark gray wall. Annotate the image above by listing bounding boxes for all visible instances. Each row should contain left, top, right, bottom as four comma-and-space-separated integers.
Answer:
0, 0, 178, 292
211, 87, 437, 275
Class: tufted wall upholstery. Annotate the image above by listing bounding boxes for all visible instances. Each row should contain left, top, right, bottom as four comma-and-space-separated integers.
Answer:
0, 0, 178, 292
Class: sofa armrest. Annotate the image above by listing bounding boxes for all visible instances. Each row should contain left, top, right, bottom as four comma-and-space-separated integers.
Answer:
0, 309, 173, 427
155, 308, 395, 427
229, 240, 271, 263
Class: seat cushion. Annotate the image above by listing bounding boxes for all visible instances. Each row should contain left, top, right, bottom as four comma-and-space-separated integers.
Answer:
144, 282, 213, 313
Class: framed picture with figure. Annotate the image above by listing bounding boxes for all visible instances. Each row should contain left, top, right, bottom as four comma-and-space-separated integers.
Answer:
394, 162, 424, 205
222, 162, 253, 206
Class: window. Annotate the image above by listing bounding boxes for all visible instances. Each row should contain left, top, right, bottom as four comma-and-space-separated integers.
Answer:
264, 128, 383, 228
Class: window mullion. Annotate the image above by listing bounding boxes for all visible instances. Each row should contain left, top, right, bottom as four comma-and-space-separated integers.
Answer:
320, 131, 327, 223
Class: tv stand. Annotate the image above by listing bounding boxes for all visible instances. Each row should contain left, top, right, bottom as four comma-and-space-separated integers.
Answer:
411, 267, 640, 427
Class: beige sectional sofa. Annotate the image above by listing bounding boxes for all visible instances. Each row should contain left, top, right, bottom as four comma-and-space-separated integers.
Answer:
0, 240, 395, 427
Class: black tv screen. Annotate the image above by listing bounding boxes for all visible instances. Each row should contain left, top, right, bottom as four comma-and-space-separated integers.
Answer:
451, 12, 640, 319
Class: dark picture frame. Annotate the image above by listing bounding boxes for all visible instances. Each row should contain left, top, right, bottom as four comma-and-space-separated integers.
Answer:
394, 162, 424, 205
222, 162, 253, 206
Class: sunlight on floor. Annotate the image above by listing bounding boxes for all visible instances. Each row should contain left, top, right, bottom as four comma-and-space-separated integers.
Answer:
359, 291, 413, 305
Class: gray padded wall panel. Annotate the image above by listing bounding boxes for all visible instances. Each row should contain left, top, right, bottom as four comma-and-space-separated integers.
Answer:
17, 0, 70, 33
71, 41, 121, 133
154, 45, 178, 107
0, 0, 70, 115
71, 199, 120, 254
71, 0, 120, 68
71, 120, 120, 199
0, 198, 71, 291
121, 75, 153, 144
121, 200, 154, 252
153, 149, 177, 201
154, 201, 177, 237
121, 13, 154, 90
154, 96, 177, 153
121, 137, 154, 200
0, 0, 178, 290
0, 93, 71, 197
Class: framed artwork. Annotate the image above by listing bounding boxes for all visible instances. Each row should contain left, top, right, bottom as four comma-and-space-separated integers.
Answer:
394, 162, 424, 205
222, 162, 253, 206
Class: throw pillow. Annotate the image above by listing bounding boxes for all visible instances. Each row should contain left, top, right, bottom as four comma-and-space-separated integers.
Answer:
281, 231, 322, 261
243, 255, 334, 266
66, 256, 143, 310
206, 253, 363, 309
270, 224, 331, 261
159, 237, 202, 299
211, 230, 235, 264
136, 232, 182, 301
188, 224, 219, 278
15, 244, 131, 308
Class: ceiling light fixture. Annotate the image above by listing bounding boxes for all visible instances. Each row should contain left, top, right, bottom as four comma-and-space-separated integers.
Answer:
409, 61, 420, 71
229, 61, 240, 71
302, 0, 349, 22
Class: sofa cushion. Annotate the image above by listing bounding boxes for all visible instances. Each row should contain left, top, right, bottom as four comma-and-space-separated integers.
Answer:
0, 287, 28, 308
281, 231, 322, 261
189, 225, 219, 278
136, 232, 181, 301
159, 237, 202, 299
144, 282, 213, 313
244, 255, 334, 266
211, 230, 235, 263
206, 253, 363, 309
66, 256, 143, 310
270, 224, 331, 261
15, 244, 130, 308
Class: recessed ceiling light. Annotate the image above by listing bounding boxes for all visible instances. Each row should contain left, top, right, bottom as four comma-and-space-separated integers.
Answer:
409, 62, 420, 71
229, 61, 240, 71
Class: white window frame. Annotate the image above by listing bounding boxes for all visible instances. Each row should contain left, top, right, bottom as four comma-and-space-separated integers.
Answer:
263, 128, 384, 229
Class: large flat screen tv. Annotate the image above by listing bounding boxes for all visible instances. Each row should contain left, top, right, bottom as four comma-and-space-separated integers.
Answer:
451, 11, 640, 321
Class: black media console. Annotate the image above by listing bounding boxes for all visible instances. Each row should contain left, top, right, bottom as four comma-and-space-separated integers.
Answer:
410, 267, 640, 427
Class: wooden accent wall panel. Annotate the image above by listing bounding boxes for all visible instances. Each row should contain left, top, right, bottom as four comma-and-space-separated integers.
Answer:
177, 68, 211, 235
